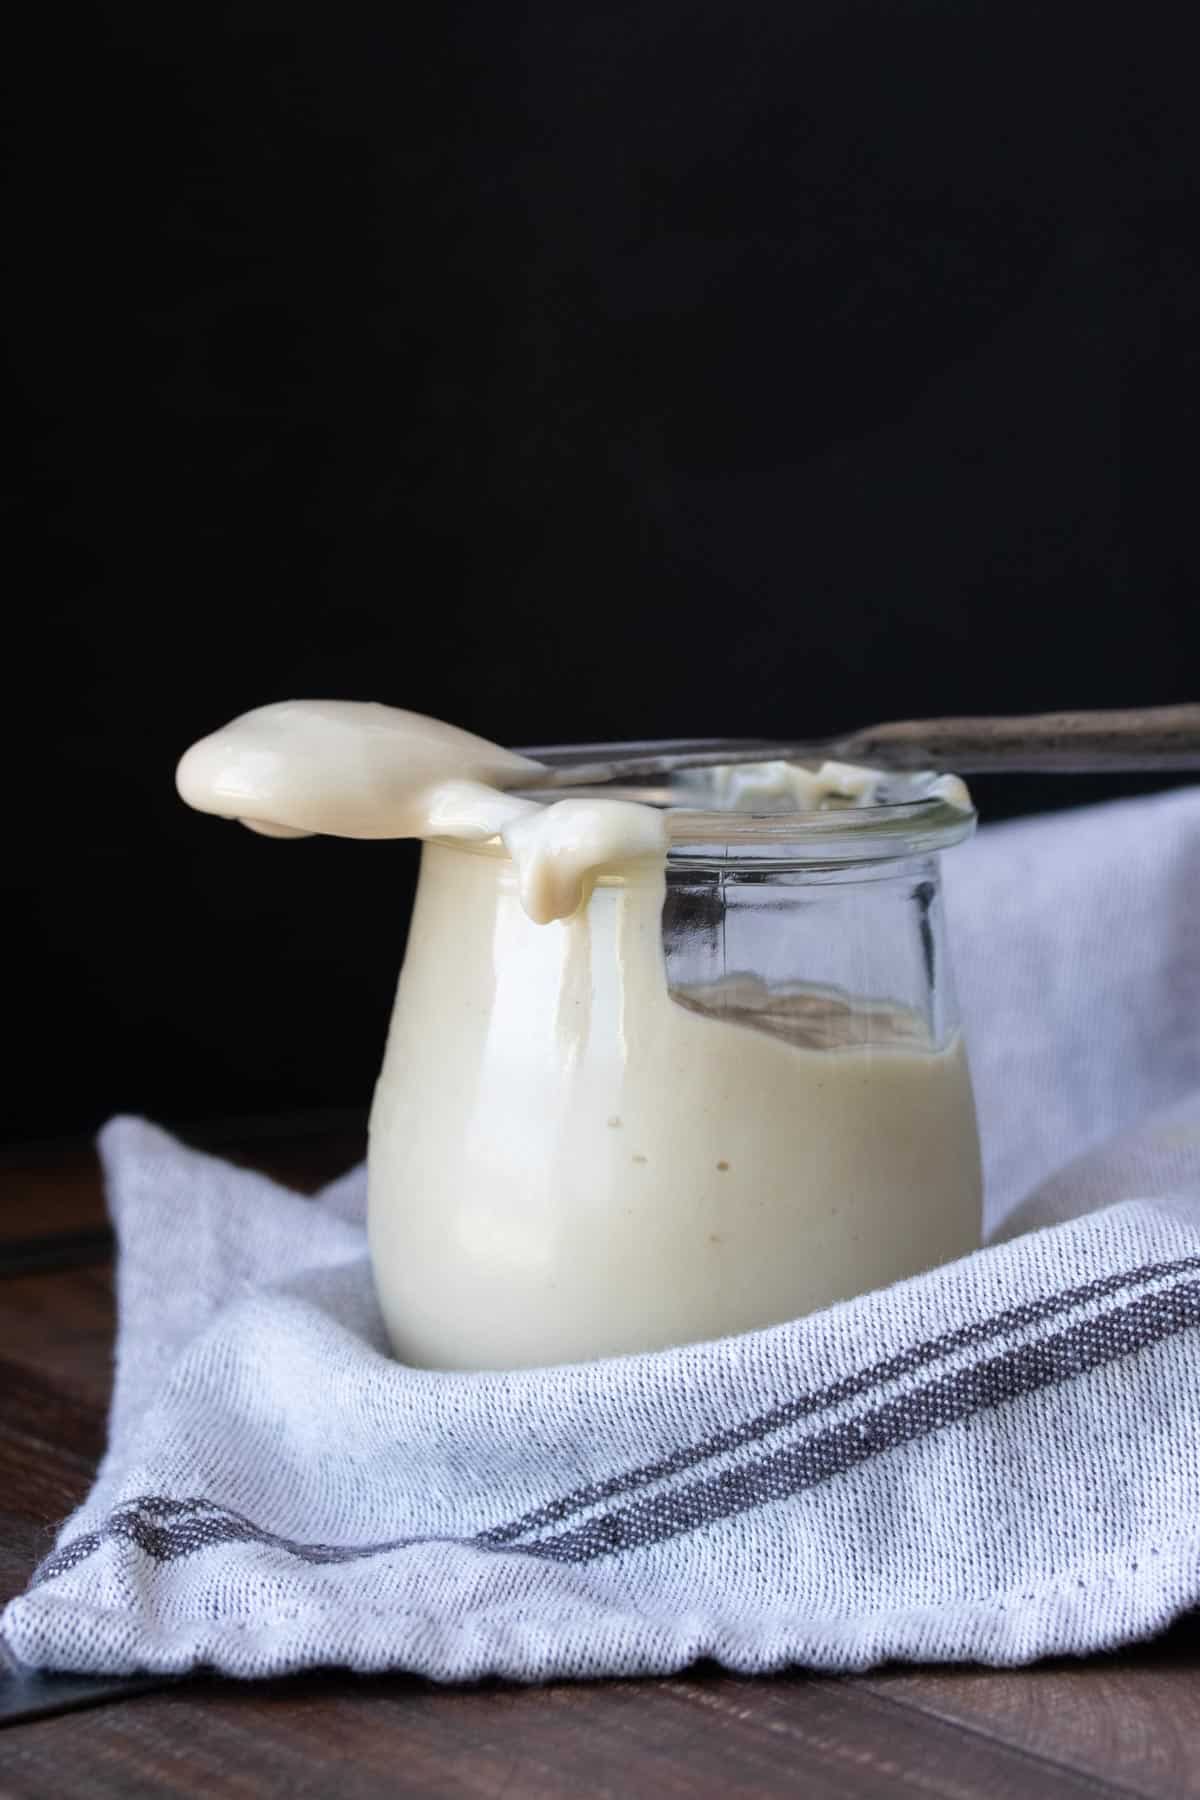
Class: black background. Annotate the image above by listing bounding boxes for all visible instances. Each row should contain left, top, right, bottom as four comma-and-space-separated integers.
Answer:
4, 3, 1198, 1144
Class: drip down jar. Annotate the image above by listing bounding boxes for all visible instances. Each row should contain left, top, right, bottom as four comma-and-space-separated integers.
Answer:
367, 753, 982, 1370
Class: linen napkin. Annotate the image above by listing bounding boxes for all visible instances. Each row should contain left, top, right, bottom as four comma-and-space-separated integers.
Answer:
5, 786, 1200, 1681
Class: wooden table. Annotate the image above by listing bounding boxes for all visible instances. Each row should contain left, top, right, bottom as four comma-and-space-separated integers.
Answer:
2, 1126, 1199, 1799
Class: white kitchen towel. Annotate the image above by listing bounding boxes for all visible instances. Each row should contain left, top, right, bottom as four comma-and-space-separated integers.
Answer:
5, 785, 1200, 1681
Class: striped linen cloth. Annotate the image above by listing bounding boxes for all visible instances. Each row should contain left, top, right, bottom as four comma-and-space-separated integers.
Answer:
5, 785, 1200, 1680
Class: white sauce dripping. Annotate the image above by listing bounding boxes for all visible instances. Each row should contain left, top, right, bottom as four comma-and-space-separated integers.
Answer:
176, 700, 668, 924
175, 699, 982, 1365
176, 699, 965, 924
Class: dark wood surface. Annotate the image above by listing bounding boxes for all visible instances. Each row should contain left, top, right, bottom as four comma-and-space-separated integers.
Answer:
2, 1130, 1199, 1798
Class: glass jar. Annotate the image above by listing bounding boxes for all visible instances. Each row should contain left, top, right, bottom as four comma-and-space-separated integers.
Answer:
367, 752, 981, 1370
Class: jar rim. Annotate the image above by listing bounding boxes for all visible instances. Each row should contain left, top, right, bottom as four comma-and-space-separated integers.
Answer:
510, 738, 976, 861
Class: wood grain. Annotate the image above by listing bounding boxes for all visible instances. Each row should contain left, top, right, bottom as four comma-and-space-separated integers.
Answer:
1, 1124, 1199, 1799
0, 1114, 367, 1250
0, 1669, 1153, 1800
864, 1636, 1200, 1800
0, 1268, 115, 1413
0, 1146, 106, 1245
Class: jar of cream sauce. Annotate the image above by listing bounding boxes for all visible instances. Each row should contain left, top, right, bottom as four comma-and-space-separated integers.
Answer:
176, 706, 982, 1371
